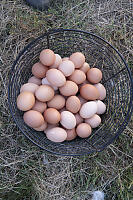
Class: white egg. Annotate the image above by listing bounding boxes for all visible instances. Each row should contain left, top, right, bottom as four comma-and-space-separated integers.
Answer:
79, 101, 97, 118
42, 77, 58, 91
46, 127, 67, 142
85, 114, 101, 128
60, 111, 76, 129
95, 100, 106, 114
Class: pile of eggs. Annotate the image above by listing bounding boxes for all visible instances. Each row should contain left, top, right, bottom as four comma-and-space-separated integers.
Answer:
17, 49, 106, 143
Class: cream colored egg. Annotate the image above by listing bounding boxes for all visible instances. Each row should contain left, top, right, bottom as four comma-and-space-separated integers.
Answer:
75, 113, 83, 125
40, 49, 55, 66
32, 62, 48, 78
46, 127, 67, 142
47, 95, 65, 110
35, 85, 54, 102
79, 101, 97, 118
17, 91, 35, 111
68, 70, 86, 84
76, 123, 92, 138
95, 100, 106, 114
62, 57, 69, 61
23, 110, 44, 128
87, 68, 102, 84
45, 124, 59, 133
66, 96, 81, 113
50, 54, 62, 68
44, 108, 61, 124
70, 52, 85, 68
85, 114, 101, 128
94, 83, 106, 100
60, 111, 76, 129
42, 77, 58, 90
20, 83, 39, 94
66, 128, 77, 141
28, 76, 42, 85
59, 81, 78, 96
32, 100, 47, 113
80, 62, 90, 73
46, 69, 66, 87
58, 60, 75, 77
34, 121, 47, 131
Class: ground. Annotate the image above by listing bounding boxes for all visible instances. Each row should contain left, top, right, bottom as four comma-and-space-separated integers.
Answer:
0, 0, 133, 199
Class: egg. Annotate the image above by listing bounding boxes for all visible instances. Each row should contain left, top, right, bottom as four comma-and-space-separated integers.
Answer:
94, 83, 106, 100
35, 85, 54, 102
23, 110, 44, 128
44, 108, 61, 124
39, 49, 55, 66
50, 54, 62, 68
32, 62, 48, 78
68, 70, 86, 84
46, 69, 66, 87
34, 121, 47, 131
58, 60, 75, 77
66, 96, 81, 113
17, 91, 35, 111
79, 101, 97, 118
28, 76, 42, 85
75, 113, 84, 125
46, 127, 67, 142
87, 68, 102, 83
59, 81, 78, 96
85, 114, 101, 128
62, 57, 69, 61
60, 111, 76, 129
95, 100, 106, 114
47, 95, 65, 110
42, 77, 58, 90
80, 84, 99, 100
45, 124, 59, 133
78, 95, 87, 105
70, 52, 85, 68
32, 100, 47, 113
76, 123, 92, 138
66, 128, 77, 141
20, 83, 39, 94
80, 62, 90, 73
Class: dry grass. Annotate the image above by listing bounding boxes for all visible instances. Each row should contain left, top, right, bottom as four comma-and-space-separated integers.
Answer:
0, 0, 133, 199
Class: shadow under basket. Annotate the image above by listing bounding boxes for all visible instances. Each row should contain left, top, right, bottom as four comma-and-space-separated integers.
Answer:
8, 29, 133, 156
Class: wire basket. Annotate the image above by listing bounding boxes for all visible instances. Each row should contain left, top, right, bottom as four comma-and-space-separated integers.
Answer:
8, 29, 133, 156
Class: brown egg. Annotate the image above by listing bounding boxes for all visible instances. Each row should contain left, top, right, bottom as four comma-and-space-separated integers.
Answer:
44, 108, 61, 124
20, 83, 39, 94
94, 83, 106, 100
35, 85, 54, 102
80, 62, 90, 73
23, 110, 44, 128
17, 91, 35, 111
87, 68, 102, 83
39, 49, 55, 66
70, 52, 85, 68
68, 70, 86, 84
80, 84, 99, 100
28, 76, 42, 85
50, 54, 62, 68
66, 96, 81, 113
66, 128, 77, 141
46, 69, 66, 87
32, 62, 48, 78
76, 123, 92, 138
34, 121, 47, 131
32, 100, 47, 113
59, 81, 78, 96
47, 95, 65, 110
75, 113, 84, 125
62, 57, 69, 61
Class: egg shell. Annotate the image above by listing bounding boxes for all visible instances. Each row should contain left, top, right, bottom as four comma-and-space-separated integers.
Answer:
70, 52, 85, 68
62, 57, 69, 61
46, 69, 66, 87
87, 68, 102, 84
66, 96, 81, 113
66, 128, 77, 141
44, 108, 61, 124
20, 83, 39, 94
17, 91, 35, 111
58, 60, 75, 77
32, 62, 48, 78
95, 100, 106, 114
80, 84, 99, 100
35, 85, 54, 102
42, 77, 58, 90
32, 100, 47, 113
45, 124, 59, 133
47, 95, 65, 110
59, 81, 78, 96
28, 76, 42, 85
60, 111, 76, 129
80, 62, 90, 73
69, 70, 86, 84
40, 49, 55, 66
76, 123, 92, 138
50, 54, 62, 68
94, 83, 106, 100
23, 110, 44, 128
75, 113, 84, 125
85, 114, 101, 128
78, 95, 87, 105
79, 101, 97, 118
34, 121, 47, 131
46, 127, 67, 142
